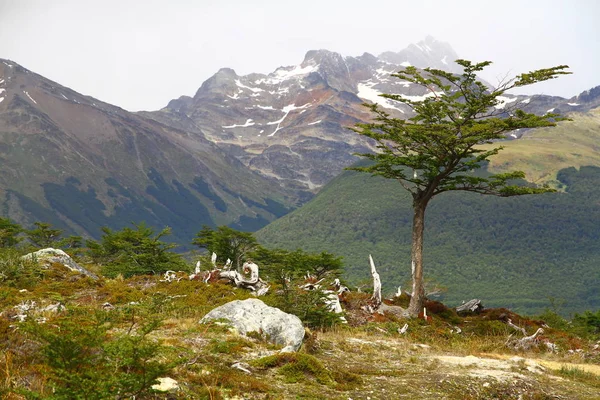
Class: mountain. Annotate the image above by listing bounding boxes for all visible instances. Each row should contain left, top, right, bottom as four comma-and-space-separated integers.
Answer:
256, 110, 600, 316
146, 36, 600, 194
0, 59, 296, 243
2, 36, 599, 247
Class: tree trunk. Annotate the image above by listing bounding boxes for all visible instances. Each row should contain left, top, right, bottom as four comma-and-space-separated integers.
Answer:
407, 199, 428, 317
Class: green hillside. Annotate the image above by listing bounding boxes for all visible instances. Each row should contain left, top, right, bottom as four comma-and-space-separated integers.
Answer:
257, 120, 600, 316
486, 108, 600, 185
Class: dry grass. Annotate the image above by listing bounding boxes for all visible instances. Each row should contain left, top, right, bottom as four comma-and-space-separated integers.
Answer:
2, 269, 600, 399
484, 109, 600, 185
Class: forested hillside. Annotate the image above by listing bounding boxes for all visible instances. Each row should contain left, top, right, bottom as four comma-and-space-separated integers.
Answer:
257, 164, 600, 316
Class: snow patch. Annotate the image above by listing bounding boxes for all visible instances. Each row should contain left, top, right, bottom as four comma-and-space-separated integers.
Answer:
267, 103, 312, 136
308, 120, 322, 126
546, 108, 555, 113
520, 98, 530, 104
0, 97, 4, 103
235, 79, 264, 93
255, 63, 319, 85
61, 93, 68, 100
2, 61, 13, 68
400, 61, 411, 67
0, 79, 4, 84
0, 88, 5, 95
494, 96, 517, 109
357, 82, 404, 112
441, 55, 448, 65
222, 119, 255, 129
567, 102, 580, 106
23, 91, 37, 104
399, 91, 443, 102
256, 105, 275, 110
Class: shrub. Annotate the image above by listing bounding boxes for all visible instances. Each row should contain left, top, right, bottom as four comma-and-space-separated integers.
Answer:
87, 223, 189, 278
22, 307, 174, 399
0, 247, 43, 288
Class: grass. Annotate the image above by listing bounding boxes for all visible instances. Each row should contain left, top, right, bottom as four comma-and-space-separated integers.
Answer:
2, 257, 600, 399
485, 108, 600, 185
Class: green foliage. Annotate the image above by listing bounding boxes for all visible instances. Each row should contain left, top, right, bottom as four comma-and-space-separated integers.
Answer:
251, 353, 334, 385
573, 310, 600, 339
0, 246, 42, 288
265, 283, 344, 330
350, 60, 569, 199
0, 217, 23, 248
87, 223, 188, 278
208, 337, 253, 355
350, 59, 569, 315
257, 164, 600, 316
26, 221, 64, 248
22, 307, 173, 399
250, 244, 344, 329
253, 246, 343, 284
192, 225, 259, 269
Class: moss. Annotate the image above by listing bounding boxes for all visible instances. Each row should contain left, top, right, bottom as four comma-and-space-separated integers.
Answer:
250, 353, 334, 385
207, 337, 253, 355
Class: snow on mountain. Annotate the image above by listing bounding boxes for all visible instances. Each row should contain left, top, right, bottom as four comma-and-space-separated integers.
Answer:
144, 37, 597, 193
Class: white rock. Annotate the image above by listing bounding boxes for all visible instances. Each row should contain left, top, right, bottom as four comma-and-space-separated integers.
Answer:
21, 248, 98, 279
200, 298, 305, 352
151, 377, 179, 392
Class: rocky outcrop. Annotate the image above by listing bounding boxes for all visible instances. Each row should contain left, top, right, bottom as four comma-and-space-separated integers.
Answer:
200, 298, 305, 352
147, 36, 598, 194
21, 248, 98, 279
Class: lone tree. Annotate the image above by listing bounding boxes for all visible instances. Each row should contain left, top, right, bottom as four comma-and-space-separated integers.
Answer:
351, 60, 570, 317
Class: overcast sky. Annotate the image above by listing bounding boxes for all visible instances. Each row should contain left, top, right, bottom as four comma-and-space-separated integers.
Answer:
1, 0, 598, 111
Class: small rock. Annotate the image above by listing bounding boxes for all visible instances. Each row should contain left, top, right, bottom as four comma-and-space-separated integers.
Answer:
151, 377, 179, 392
231, 362, 252, 374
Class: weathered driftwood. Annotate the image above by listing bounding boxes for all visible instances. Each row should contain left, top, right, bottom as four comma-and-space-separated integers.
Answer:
219, 261, 270, 296
364, 255, 409, 318
300, 275, 347, 323
506, 328, 545, 351
506, 318, 527, 336
369, 254, 382, 307
194, 257, 269, 296
455, 299, 483, 314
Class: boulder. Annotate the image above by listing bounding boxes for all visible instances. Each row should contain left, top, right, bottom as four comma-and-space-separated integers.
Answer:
200, 298, 304, 352
21, 248, 98, 279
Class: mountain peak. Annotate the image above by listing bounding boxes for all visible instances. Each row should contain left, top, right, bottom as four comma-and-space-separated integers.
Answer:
302, 49, 343, 65
379, 36, 461, 73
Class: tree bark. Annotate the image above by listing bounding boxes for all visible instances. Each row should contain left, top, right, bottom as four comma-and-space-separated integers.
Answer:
407, 198, 428, 317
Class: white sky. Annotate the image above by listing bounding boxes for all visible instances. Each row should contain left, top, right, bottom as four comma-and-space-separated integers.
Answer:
1, 0, 598, 111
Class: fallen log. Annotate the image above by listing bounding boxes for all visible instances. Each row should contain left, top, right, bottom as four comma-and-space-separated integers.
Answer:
455, 299, 483, 315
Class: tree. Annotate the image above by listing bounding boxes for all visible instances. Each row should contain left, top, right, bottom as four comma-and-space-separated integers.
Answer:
0, 217, 23, 248
26, 222, 63, 248
350, 60, 570, 317
87, 223, 187, 278
192, 225, 259, 270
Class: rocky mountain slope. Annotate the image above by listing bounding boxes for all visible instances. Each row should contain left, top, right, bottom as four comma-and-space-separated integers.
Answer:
2, 36, 599, 244
146, 36, 600, 194
0, 59, 295, 243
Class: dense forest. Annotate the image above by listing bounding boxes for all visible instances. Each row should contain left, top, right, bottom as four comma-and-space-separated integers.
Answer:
258, 165, 600, 316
